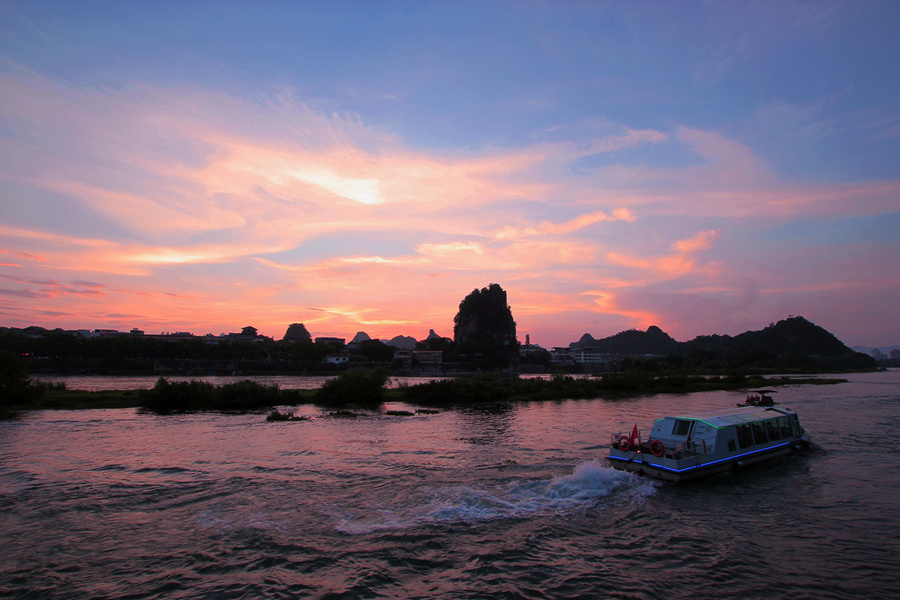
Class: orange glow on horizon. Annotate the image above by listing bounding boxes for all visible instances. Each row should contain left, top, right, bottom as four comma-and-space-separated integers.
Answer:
1, 56, 897, 348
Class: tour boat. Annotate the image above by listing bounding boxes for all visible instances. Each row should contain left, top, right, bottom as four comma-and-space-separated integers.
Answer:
607, 405, 812, 482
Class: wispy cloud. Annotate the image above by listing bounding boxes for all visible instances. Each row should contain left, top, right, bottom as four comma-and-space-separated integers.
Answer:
0, 274, 108, 298
1, 11, 898, 348
494, 209, 635, 239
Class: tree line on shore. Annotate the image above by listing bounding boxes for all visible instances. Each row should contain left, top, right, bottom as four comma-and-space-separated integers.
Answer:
0, 285, 878, 411
0, 286, 878, 378
0, 284, 526, 374
0, 325, 877, 381
2, 353, 847, 415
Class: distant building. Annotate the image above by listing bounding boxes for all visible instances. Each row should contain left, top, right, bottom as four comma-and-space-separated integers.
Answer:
91, 329, 121, 337
325, 353, 349, 365
890, 349, 900, 360
519, 334, 547, 357
315, 337, 346, 346
221, 326, 270, 343
392, 349, 442, 373
413, 350, 442, 364
550, 347, 575, 366
571, 347, 621, 369
393, 349, 413, 365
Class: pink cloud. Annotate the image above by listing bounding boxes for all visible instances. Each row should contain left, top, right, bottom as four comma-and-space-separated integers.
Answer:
674, 229, 720, 253
0, 249, 47, 261
1, 67, 898, 347
605, 229, 722, 280
494, 208, 635, 239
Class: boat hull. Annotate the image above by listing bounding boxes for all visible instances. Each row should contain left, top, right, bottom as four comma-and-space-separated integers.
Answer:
607, 437, 810, 483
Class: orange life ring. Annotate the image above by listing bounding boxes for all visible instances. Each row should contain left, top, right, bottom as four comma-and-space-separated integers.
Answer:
649, 440, 665, 457
617, 436, 632, 451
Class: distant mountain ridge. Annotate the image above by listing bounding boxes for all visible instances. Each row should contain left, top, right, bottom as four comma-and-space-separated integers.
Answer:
350, 331, 372, 344
852, 345, 899, 357
383, 335, 417, 350
348, 331, 420, 350
573, 325, 682, 355
572, 316, 858, 358
341, 317, 864, 360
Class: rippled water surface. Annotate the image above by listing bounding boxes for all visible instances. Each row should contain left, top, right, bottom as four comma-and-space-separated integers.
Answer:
3, 371, 899, 599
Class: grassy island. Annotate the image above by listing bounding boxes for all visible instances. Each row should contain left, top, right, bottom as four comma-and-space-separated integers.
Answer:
2, 370, 848, 416
398, 372, 846, 406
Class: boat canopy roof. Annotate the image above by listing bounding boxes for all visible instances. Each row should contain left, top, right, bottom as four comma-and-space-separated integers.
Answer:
660, 406, 795, 429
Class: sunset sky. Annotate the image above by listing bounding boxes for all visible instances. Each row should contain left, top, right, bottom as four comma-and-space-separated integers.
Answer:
1, 1, 898, 348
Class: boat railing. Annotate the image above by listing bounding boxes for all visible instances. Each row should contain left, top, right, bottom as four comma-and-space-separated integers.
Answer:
672, 440, 710, 464
610, 434, 715, 466
611, 433, 710, 462
610, 432, 643, 449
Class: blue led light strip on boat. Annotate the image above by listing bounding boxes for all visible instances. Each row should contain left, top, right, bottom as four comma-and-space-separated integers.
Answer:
609, 440, 795, 474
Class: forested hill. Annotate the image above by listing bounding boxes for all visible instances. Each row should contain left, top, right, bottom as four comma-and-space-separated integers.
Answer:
572, 316, 874, 369
573, 325, 682, 355
688, 316, 853, 356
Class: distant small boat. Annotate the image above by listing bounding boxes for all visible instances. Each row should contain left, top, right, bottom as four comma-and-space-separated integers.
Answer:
607, 406, 811, 483
741, 389, 776, 407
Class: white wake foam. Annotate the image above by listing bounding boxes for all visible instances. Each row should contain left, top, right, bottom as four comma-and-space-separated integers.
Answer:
335, 461, 656, 534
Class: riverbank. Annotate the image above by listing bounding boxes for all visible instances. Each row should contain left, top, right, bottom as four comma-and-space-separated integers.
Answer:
399, 372, 847, 406
3, 372, 848, 414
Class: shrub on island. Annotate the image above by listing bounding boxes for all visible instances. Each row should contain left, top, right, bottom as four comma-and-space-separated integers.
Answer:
139, 378, 282, 413
314, 369, 389, 408
401, 372, 515, 405
266, 409, 308, 421
0, 349, 46, 406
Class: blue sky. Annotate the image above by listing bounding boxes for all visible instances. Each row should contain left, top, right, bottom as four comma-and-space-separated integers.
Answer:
1, 1, 898, 347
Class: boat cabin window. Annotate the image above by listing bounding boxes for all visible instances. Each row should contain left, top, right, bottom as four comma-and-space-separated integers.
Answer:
751, 422, 768, 445
736, 425, 753, 449
727, 439, 736, 452
790, 415, 802, 438
672, 420, 692, 436
766, 419, 781, 441
778, 417, 791, 439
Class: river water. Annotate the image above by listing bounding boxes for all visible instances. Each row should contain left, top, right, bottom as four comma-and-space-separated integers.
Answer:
2, 371, 898, 599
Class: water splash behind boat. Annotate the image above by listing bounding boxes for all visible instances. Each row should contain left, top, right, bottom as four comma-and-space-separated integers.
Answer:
334, 461, 657, 534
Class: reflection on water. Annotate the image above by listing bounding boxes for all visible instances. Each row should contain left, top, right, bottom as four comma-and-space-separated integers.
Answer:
3, 371, 899, 599
455, 403, 516, 446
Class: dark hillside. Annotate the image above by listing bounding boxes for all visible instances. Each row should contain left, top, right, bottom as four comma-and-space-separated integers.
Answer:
571, 325, 683, 355
573, 316, 875, 372
729, 316, 852, 356
687, 316, 854, 356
